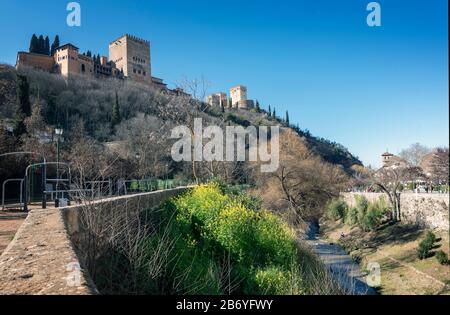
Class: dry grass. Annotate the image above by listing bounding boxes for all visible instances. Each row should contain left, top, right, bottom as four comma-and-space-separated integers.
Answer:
320, 218, 450, 295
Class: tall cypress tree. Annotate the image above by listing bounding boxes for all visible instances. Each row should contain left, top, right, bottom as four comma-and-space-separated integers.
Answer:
268, 105, 272, 117
112, 92, 121, 126
37, 35, 45, 54
29, 34, 38, 53
44, 36, 50, 55
285, 111, 290, 125
50, 35, 60, 55
13, 75, 31, 137
273, 108, 276, 118
255, 100, 261, 113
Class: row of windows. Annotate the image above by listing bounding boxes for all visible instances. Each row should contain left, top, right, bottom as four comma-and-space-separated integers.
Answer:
96, 66, 112, 74
132, 56, 146, 64
132, 68, 146, 76
57, 55, 76, 62
81, 63, 115, 76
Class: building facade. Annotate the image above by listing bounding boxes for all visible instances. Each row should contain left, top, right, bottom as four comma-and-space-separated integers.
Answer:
207, 92, 227, 107
230, 85, 248, 109
16, 52, 55, 72
381, 152, 408, 168
54, 44, 93, 76
109, 34, 152, 85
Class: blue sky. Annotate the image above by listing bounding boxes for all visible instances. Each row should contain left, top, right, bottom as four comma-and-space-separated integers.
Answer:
0, 0, 448, 167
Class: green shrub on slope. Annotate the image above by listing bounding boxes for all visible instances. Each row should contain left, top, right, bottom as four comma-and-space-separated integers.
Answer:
151, 183, 304, 295
326, 199, 348, 220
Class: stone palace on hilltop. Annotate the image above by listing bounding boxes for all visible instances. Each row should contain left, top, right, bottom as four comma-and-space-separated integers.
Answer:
15, 34, 182, 94
16, 33, 257, 105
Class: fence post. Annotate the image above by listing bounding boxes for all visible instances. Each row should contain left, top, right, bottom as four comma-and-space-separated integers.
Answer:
42, 164, 47, 209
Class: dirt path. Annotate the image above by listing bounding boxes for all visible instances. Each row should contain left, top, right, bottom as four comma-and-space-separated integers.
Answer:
0, 211, 27, 255
306, 223, 377, 295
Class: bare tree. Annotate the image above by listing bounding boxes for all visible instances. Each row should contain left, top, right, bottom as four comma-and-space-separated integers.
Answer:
21, 102, 55, 162
429, 147, 449, 184
372, 165, 424, 221
348, 164, 373, 191
115, 114, 172, 179
254, 129, 348, 225
159, 77, 211, 182
399, 143, 431, 167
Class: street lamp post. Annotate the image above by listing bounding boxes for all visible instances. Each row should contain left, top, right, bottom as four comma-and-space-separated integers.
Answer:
55, 128, 63, 201
135, 152, 141, 179
165, 163, 169, 189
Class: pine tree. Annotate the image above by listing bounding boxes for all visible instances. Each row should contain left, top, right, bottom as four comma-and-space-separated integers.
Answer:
44, 36, 50, 55
29, 34, 38, 53
50, 35, 60, 55
268, 105, 272, 117
255, 100, 261, 113
112, 92, 121, 126
273, 108, 276, 118
285, 111, 290, 125
37, 35, 45, 54
13, 75, 31, 137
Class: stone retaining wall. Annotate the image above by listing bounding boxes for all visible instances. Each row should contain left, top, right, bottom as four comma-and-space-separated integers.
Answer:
0, 187, 189, 295
341, 192, 449, 231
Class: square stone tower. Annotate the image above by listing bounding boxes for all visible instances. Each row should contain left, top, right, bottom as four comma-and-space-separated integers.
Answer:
230, 85, 247, 109
207, 92, 228, 107
109, 34, 152, 85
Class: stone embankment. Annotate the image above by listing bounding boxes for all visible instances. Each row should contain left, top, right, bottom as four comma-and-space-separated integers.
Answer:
341, 192, 449, 231
0, 187, 189, 295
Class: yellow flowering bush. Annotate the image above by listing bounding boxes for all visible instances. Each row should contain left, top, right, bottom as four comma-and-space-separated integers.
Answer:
155, 183, 305, 294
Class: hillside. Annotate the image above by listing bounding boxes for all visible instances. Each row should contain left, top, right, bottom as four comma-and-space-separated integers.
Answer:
0, 64, 362, 172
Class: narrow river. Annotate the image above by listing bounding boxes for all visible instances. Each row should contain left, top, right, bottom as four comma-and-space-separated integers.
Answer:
305, 223, 377, 295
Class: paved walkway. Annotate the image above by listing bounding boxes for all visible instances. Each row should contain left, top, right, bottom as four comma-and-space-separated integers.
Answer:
0, 188, 190, 295
0, 211, 27, 255
306, 224, 377, 295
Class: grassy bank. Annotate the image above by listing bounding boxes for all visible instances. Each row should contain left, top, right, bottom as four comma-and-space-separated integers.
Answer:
320, 218, 450, 295
93, 184, 342, 295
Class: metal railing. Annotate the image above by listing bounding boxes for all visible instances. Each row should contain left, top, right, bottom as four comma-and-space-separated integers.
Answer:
1, 179, 24, 211
85, 180, 113, 197
120, 179, 196, 195
24, 162, 71, 211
